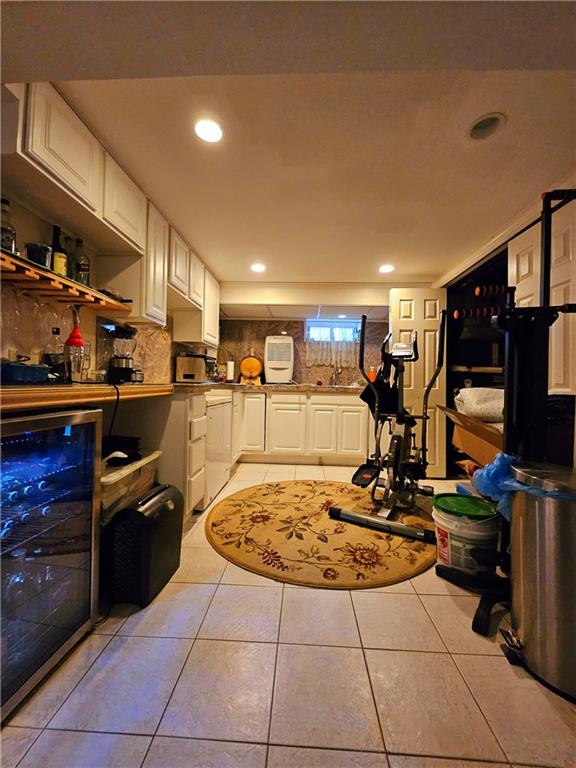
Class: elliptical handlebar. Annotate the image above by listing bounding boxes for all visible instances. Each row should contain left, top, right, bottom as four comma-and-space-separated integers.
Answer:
420, 309, 447, 469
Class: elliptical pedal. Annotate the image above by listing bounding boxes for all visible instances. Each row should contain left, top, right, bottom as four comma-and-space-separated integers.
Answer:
352, 463, 380, 487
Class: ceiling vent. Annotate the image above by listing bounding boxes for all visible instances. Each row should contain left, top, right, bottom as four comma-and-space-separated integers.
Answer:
468, 113, 507, 141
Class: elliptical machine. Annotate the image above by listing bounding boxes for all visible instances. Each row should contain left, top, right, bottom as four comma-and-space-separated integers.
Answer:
329, 310, 447, 543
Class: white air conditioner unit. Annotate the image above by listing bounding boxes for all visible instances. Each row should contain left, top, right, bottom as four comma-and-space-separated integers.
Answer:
264, 336, 294, 383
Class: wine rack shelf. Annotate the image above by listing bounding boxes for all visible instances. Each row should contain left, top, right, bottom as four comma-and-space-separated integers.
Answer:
0, 250, 131, 314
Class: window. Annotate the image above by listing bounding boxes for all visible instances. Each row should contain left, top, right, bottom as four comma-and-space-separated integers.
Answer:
306, 319, 361, 342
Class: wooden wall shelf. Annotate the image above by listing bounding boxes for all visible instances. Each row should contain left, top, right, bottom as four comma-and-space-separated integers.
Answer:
0, 250, 131, 314
0, 383, 174, 412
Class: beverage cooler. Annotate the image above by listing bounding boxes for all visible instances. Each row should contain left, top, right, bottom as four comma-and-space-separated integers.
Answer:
1, 410, 101, 720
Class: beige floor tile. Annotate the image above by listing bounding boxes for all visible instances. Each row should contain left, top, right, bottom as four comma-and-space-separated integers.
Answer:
92, 603, 138, 634
17, 730, 151, 768
295, 466, 326, 480
366, 649, 505, 760
233, 465, 270, 481
352, 593, 445, 651
265, 466, 297, 481
9, 635, 111, 728
0, 727, 41, 768
182, 520, 212, 547
268, 746, 389, 767
279, 588, 360, 647
198, 584, 282, 641
220, 561, 282, 586
117, 583, 216, 638
410, 567, 473, 597
50, 636, 191, 734
363, 580, 416, 594
455, 655, 576, 767
420, 595, 507, 655
170, 546, 227, 584
270, 644, 383, 751
158, 639, 276, 742
322, 467, 357, 481
143, 737, 267, 768
388, 758, 507, 768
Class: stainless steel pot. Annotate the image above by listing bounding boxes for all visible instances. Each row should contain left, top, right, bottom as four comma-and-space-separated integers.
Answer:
508, 463, 576, 700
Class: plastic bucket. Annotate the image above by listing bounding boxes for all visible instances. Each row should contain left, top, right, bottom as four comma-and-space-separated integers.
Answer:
432, 493, 500, 574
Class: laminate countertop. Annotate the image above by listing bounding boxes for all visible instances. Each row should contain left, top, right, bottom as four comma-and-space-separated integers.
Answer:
173, 382, 364, 395
1, 383, 174, 412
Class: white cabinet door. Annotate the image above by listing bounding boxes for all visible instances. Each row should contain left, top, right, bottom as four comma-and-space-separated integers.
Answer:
338, 406, 368, 458
189, 250, 205, 308
231, 391, 243, 463
309, 404, 338, 454
241, 393, 266, 452
25, 82, 104, 213
508, 201, 576, 395
103, 153, 147, 250
267, 402, 307, 454
144, 203, 168, 324
168, 228, 189, 295
203, 270, 220, 346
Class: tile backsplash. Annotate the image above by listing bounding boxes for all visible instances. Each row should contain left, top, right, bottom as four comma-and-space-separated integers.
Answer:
217, 319, 389, 385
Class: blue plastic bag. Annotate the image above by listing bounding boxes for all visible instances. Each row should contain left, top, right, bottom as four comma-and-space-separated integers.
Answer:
473, 453, 576, 520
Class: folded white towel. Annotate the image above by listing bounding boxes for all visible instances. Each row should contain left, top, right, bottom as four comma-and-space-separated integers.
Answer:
454, 387, 504, 423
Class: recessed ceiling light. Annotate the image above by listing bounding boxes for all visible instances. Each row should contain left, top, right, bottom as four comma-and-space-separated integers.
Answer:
468, 113, 506, 141
379, 264, 395, 274
251, 263, 266, 273
194, 119, 223, 143
281, 330, 287, 335
338, 314, 347, 318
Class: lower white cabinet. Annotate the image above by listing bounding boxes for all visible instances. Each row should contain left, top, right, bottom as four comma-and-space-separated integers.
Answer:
241, 393, 266, 452
267, 396, 307, 454
338, 405, 368, 457
309, 404, 338, 454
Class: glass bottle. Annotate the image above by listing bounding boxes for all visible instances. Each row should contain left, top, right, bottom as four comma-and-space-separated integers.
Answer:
1, 198, 17, 253
73, 238, 90, 286
51, 225, 68, 277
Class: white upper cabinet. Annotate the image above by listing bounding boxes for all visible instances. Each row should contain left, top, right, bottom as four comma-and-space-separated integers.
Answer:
103, 153, 147, 250
189, 250, 205, 308
203, 270, 220, 346
168, 228, 189, 295
25, 82, 104, 214
144, 203, 169, 324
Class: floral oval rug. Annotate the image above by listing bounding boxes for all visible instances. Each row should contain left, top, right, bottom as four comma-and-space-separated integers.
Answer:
205, 480, 436, 589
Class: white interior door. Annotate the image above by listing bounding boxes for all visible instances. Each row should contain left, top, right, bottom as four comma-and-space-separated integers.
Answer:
389, 288, 447, 478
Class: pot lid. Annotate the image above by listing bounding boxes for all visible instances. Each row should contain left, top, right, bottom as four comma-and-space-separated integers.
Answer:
511, 463, 576, 494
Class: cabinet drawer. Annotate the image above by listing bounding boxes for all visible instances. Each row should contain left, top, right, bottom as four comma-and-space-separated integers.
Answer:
268, 393, 307, 405
189, 415, 207, 442
188, 395, 207, 418
187, 468, 205, 511
310, 394, 361, 406
188, 436, 206, 475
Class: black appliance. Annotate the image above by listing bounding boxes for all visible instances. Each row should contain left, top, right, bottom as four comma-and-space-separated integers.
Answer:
100, 484, 183, 609
1, 410, 101, 721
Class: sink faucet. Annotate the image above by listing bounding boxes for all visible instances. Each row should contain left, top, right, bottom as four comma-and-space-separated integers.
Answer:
331, 366, 342, 385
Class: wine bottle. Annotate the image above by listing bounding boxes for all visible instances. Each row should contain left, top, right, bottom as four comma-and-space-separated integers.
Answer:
73, 239, 90, 286
51, 226, 68, 276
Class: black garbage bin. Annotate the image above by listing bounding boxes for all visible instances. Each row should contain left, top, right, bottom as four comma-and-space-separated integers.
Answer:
101, 484, 184, 609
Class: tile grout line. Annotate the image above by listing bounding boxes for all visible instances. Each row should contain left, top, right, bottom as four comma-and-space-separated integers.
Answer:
10, 725, 44, 768
264, 583, 285, 768
10, 632, 115, 734
347, 589, 388, 755
413, 586, 452, 654
135, 573, 225, 768
415, 580, 513, 765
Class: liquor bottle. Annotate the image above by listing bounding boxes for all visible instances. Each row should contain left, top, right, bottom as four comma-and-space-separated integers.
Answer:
51, 225, 68, 276
1, 198, 17, 253
73, 239, 90, 285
